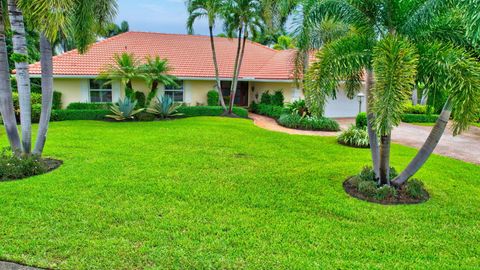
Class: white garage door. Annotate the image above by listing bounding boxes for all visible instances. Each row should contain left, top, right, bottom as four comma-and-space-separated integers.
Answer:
324, 89, 366, 118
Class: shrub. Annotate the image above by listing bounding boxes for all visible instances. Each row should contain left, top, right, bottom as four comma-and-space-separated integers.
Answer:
278, 114, 340, 131
252, 104, 286, 119
260, 91, 272, 104
356, 112, 368, 129
375, 185, 397, 200
337, 125, 369, 148
134, 91, 146, 108
66, 102, 111, 110
358, 181, 377, 197
271, 91, 284, 106
107, 97, 144, 121
207, 90, 219, 106
135, 111, 156, 122
148, 96, 183, 119
405, 179, 425, 199
286, 99, 309, 117
0, 149, 48, 181
177, 106, 248, 118
51, 110, 110, 121
401, 114, 439, 123
359, 166, 376, 182
53, 91, 62, 109
403, 103, 427, 114
31, 103, 42, 123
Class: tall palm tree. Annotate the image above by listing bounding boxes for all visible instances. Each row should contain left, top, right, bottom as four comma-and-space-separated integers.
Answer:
303, 0, 480, 185
139, 56, 178, 107
0, 0, 21, 153
223, 0, 262, 115
7, 0, 32, 153
187, 0, 228, 110
99, 52, 141, 98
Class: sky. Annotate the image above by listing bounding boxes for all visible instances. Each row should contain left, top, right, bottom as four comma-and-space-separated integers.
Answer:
116, 0, 215, 36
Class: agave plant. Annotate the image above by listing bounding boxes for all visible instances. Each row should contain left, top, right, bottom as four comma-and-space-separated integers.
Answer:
147, 95, 183, 119
107, 97, 144, 121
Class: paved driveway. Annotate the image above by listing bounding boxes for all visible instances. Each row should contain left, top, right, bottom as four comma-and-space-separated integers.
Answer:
250, 113, 480, 165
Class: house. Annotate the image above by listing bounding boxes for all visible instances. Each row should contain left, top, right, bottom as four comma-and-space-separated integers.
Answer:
28, 32, 365, 118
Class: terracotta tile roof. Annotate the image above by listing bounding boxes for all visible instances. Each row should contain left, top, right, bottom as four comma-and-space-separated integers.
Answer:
28, 32, 297, 81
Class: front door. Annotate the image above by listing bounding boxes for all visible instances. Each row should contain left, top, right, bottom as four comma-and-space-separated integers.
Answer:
221, 81, 249, 106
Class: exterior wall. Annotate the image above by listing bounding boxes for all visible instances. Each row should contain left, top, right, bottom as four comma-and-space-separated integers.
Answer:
52, 79, 83, 108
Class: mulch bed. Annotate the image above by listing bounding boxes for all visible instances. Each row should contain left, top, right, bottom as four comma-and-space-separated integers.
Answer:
0, 158, 63, 182
343, 177, 429, 205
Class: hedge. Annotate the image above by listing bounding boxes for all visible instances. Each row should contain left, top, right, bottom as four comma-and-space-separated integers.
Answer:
401, 114, 439, 123
250, 103, 286, 119
51, 110, 110, 121
277, 113, 340, 131
177, 106, 249, 118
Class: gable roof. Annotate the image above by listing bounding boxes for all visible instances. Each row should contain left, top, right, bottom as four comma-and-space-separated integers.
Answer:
28, 32, 297, 81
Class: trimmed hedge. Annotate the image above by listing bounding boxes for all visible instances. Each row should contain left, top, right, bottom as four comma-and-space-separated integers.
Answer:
403, 103, 427, 114
401, 114, 439, 123
66, 102, 111, 110
51, 110, 110, 121
250, 103, 286, 119
278, 113, 340, 131
177, 106, 248, 118
356, 112, 367, 129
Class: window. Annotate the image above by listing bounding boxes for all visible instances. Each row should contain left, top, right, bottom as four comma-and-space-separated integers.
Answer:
89, 79, 112, 103
164, 81, 184, 102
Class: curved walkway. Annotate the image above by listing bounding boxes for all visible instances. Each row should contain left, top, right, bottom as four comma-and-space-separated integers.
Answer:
250, 113, 480, 165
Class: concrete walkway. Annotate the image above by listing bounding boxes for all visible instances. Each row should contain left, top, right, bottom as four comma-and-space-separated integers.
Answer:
0, 261, 42, 270
250, 113, 480, 165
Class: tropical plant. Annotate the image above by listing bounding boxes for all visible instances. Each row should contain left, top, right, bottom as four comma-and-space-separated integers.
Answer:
302, 0, 480, 186
187, 0, 228, 111
147, 95, 183, 119
139, 55, 177, 107
286, 99, 309, 117
271, 90, 284, 106
107, 97, 144, 121
207, 89, 219, 106
273, 35, 295, 50
355, 112, 367, 129
99, 52, 141, 97
337, 125, 370, 148
278, 113, 340, 131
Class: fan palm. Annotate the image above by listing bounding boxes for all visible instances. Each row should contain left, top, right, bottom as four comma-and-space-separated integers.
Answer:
99, 52, 141, 97
139, 56, 178, 107
187, 0, 228, 111
303, 0, 480, 185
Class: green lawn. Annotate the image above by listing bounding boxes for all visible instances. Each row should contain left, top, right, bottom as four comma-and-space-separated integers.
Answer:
0, 117, 479, 269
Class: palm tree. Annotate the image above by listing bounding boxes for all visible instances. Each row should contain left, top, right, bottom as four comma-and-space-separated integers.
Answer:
139, 56, 178, 107
303, 0, 480, 185
99, 52, 141, 98
272, 35, 295, 50
223, 0, 262, 115
0, 0, 21, 153
7, 0, 32, 153
187, 0, 228, 110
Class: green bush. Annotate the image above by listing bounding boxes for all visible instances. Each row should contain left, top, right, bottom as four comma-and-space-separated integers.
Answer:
401, 114, 439, 123
134, 91, 146, 108
359, 166, 376, 182
67, 102, 111, 110
271, 91, 284, 106
207, 90, 219, 106
375, 185, 397, 200
403, 103, 427, 114
12, 92, 42, 110
253, 104, 286, 119
337, 126, 369, 148
135, 112, 156, 122
405, 179, 425, 199
51, 110, 110, 121
177, 106, 248, 118
260, 91, 272, 104
53, 91, 62, 109
278, 114, 340, 131
358, 181, 377, 197
286, 99, 309, 117
31, 104, 42, 123
0, 149, 48, 181
356, 112, 368, 129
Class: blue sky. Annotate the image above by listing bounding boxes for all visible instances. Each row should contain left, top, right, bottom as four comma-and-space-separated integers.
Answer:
116, 0, 214, 35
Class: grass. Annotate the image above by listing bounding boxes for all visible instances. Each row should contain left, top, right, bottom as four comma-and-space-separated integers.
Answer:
0, 117, 479, 269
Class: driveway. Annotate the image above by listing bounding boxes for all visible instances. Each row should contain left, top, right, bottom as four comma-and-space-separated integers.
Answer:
250, 113, 480, 165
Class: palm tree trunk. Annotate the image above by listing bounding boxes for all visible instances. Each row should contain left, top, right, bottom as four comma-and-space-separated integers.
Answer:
209, 25, 226, 110
0, 5, 21, 153
33, 33, 54, 155
365, 69, 380, 179
8, 0, 31, 154
229, 31, 248, 112
379, 134, 391, 185
393, 99, 452, 186
228, 26, 243, 114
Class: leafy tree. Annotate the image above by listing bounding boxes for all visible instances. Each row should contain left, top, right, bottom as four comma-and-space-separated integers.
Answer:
272, 35, 295, 50
139, 56, 178, 107
104, 20, 129, 38
187, 0, 228, 111
303, 0, 480, 186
